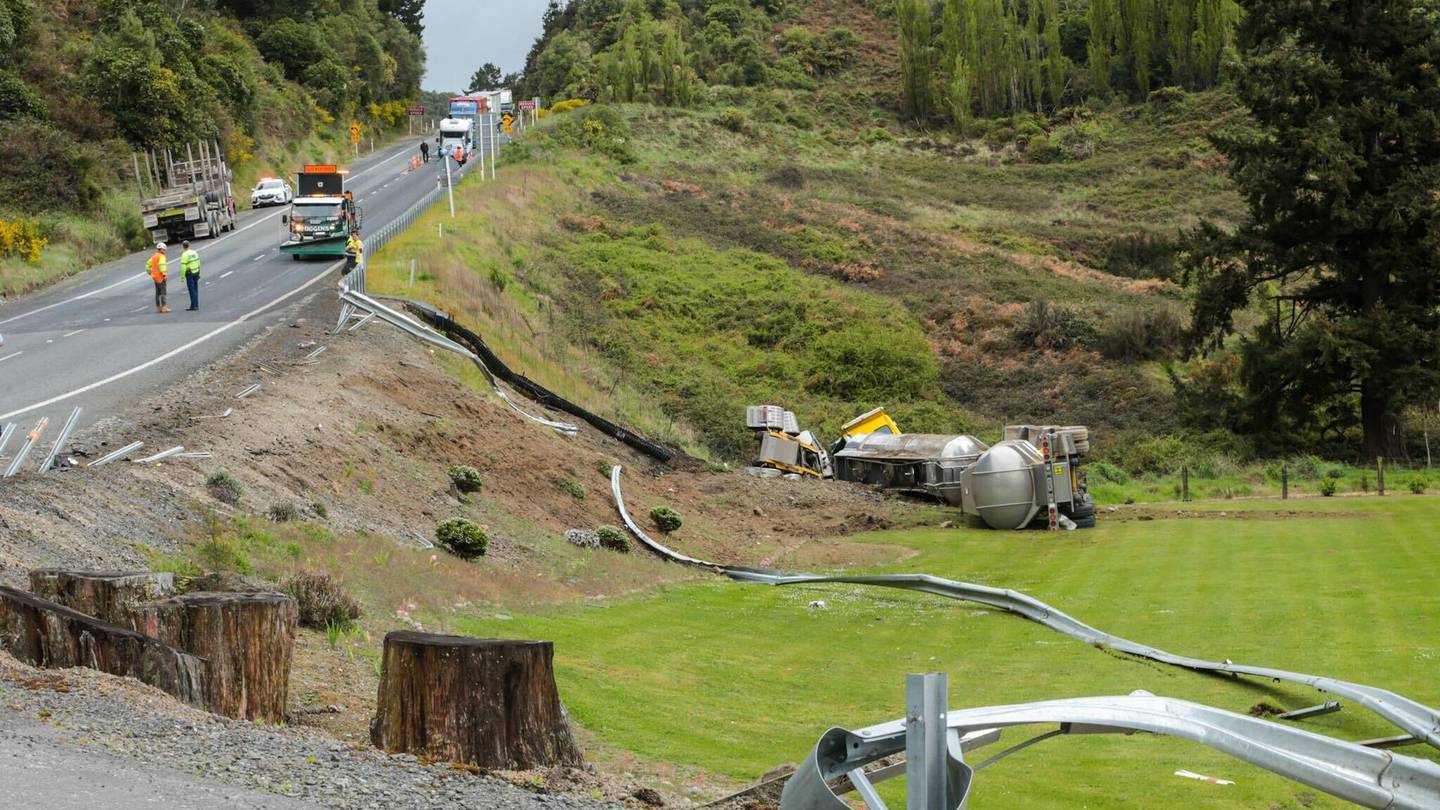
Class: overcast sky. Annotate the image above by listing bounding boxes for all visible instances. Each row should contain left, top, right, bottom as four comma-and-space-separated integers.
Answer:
422, 0, 551, 93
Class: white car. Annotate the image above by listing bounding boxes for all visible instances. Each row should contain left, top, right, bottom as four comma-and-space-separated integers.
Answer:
250, 178, 294, 208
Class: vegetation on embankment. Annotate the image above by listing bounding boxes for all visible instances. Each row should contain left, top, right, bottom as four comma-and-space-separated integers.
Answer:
0, 0, 425, 298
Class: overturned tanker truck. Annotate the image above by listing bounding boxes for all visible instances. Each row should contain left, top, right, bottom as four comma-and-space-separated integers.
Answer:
748, 406, 1096, 530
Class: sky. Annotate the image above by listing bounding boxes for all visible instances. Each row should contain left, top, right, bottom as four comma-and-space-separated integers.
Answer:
421, 0, 552, 93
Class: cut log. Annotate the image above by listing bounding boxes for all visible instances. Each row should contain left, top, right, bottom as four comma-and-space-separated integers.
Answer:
371, 632, 583, 769
0, 585, 204, 705
139, 592, 298, 722
27, 569, 177, 630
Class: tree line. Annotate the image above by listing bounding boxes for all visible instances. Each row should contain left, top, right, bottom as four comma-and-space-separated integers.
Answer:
897, 0, 1240, 124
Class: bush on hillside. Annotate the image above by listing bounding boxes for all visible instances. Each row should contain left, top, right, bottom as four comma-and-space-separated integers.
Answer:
1318, 478, 1338, 497
649, 506, 683, 534
550, 105, 635, 163
267, 502, 298, 522
206, 470, 243, 505
435, 518, 488, 559
596, 525, 631, 553
1013, 299, 1095, 351
447, 464, 483, 494
1098, 305, 1186, 362
0, 70, 45, 121
280, 572, 361, 629
1106, 232, 1179, 280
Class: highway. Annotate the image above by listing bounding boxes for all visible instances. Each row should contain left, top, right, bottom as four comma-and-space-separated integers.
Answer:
0, 113, 509, 449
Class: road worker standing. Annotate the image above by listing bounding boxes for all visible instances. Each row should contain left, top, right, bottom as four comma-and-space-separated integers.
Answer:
179, 240, 201, 311
148, 242, 170, 313
344, 229, 363, 275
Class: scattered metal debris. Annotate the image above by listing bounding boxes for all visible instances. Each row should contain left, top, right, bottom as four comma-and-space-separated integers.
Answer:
236, 384, 261, 399
0, 422, 16, 460
608, 465, 1440, 751
1175, 769, 1234, 786
304, 345, 327, 361
347, 312, 376, 332
88, 441, 144, 468
2, 416, 48, 478
37, 407, 81, 474
133, 446, 186, 464
780, 675, 1440, 810
173, 452, 213, 460
1278, 702, 1342, 721
194, 408, 235, 421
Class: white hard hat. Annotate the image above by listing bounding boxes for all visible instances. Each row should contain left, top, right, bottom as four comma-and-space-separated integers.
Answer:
156, 242, 167, 251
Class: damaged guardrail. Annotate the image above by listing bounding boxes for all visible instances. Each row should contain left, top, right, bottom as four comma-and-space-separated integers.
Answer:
782, 674, 1440, 810
337, 288, 578, 437
401, 299, 677, 463
608, 465, 1440, 753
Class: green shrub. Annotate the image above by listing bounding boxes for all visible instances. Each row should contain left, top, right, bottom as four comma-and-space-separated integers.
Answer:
197, 537, 252, 575
267, 502, 298, 522
1097, 305, 1186, 362
1013, 299, 1095, 351
1358, 474, 1371, 493
311, 501, 329, 519
447, 464, 483, 494
1105, 232, 1178, 280
650, 506, 683, 534
1324, 467, 1344, 480
1318, 478, 1338, 497
595, 458, 615, 478
280, 572, 362, 629
717, 106, 749, 133
1107, 435, 1187, 476
0, 71, 46, 121
559, 479, 587, 499
1086, 461, 1129, 485
435, 518, 488, 559
1410, 478, 1427, 495
206, 470, 242, 506
596, 525, 631, 553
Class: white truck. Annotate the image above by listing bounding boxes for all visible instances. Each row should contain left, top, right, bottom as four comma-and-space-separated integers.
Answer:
438, 117, 474, 163
134, 141, 236, 243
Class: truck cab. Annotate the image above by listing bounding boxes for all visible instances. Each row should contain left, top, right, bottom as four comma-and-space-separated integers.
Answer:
280, 165, 360, 260
438, 118, 472, 162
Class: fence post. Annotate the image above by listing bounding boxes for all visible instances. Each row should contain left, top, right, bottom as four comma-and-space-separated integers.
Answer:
1281, 464, 1288, 500
409, 258, 416, 287
1181, 465, 1190, 503
1377, 457, 1385, 496
906, 673, 948, 810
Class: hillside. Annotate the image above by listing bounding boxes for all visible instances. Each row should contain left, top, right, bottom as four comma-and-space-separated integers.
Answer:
0, 0, 424, 297
374, 0, 1252, 472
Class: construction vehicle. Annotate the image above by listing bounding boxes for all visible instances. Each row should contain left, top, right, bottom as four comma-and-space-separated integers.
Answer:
133, 141, 236, 243
280, 165, 361, 260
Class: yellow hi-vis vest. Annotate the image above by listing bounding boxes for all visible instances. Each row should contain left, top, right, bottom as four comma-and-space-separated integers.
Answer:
180, 249, 201, 277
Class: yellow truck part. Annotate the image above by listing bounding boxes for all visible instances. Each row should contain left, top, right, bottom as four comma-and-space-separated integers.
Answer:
840, 407, 901, 439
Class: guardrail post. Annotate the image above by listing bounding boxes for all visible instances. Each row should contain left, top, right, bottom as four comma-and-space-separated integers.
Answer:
906, 673, 948, 810
1281, 463, 1288, 499
1376, 457, 1385, 496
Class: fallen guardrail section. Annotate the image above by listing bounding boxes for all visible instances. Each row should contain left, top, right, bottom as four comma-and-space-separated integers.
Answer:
401, 299, 676, 463
337, 288, 578, 437
782, 673, 1440, 810
608, 466, 1440, 754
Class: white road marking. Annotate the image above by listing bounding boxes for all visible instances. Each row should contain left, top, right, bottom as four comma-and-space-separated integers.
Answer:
253, 254, 265, 262
0, 141, 414, 329
129, 305, 149, 314
0, 351, 23, 364
0, 262, 343, 422
62, 329, 84, 338
220, 271, 234, 279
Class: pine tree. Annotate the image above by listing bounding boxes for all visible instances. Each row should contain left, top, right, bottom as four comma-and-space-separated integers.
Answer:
1042, 0, 1065, 108
1184, 0, 1440, 459
1088, 0, 1118, 96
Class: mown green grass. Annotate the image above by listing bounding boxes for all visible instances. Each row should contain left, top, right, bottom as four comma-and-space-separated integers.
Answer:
457, 496, 1440, 809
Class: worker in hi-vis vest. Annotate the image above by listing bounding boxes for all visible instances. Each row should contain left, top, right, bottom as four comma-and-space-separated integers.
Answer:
147, 242, 170, 313
344, 230, 363, 275
179, 240, 201, 311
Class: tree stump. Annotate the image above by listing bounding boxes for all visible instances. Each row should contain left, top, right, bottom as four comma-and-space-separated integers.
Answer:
27, 570, 177, 630
0, 586, 204, 705
138, 592, 298, 722
371, 632, 583, 769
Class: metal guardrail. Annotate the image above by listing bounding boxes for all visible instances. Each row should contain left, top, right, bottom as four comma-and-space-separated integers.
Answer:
607, 466, 1440, 753
337, 288, 577, 437
782, 678, 1440, 810
37, 407, 80, 474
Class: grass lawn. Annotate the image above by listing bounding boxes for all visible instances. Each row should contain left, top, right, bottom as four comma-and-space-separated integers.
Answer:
457, 495, 1440, 809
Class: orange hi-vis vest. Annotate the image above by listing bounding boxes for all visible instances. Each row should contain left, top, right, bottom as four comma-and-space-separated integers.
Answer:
147, 252, 167, 282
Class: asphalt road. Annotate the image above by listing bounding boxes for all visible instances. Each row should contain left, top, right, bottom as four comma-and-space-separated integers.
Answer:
0, 113, 513, 452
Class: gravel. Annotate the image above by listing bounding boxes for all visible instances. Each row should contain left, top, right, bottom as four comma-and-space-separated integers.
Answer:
0, 654, 617, 810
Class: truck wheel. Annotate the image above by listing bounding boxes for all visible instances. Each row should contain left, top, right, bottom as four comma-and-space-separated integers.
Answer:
291, 254, 302, 261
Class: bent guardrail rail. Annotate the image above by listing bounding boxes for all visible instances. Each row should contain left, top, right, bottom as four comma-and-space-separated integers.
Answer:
608, 465, 1440, 751
783, 689, 1440, 810
338, 288, 578, 437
